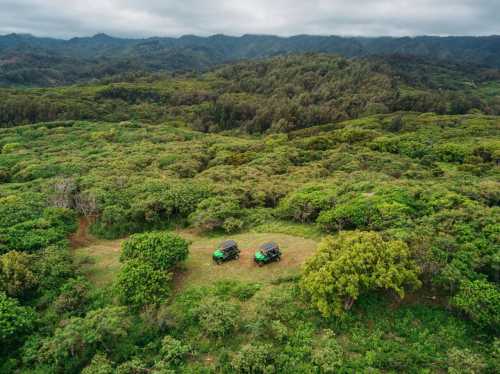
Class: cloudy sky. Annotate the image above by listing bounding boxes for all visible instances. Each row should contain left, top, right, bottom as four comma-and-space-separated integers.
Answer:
0, 0, 499, 39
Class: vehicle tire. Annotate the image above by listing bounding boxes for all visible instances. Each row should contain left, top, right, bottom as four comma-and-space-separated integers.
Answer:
277, 256, 281, 261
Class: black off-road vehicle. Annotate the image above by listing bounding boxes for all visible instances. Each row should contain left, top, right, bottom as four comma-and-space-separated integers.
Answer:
254, 242, 281, 266
212, 240, 240, 264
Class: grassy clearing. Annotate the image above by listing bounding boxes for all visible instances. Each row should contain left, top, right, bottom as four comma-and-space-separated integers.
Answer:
177, 232, 317, 288
74, 239, 123, 287
251, 220, 323, 239
73, 229, 318, 289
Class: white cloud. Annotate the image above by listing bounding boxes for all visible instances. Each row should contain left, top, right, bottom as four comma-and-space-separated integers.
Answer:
0, 0, 498, 38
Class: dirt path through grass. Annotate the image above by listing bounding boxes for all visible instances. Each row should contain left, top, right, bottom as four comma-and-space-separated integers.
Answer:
72, 223, 318, 289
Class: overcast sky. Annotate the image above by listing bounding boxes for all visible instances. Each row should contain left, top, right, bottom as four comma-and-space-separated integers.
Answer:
0, 0, 499, 39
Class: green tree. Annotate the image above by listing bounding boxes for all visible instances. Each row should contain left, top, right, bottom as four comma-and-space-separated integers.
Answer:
53, 276, 92, 316
81, 353, 114, 374
301, 231, 421, 316
38, 307, 130, 372
311, 330, 344, 372
120, 231, 189, 271
115, 260, 171, 307
0, 251, 37, 297
189, 196, 242, 232
160, 335, 191, 366
231, 343, 275, 373
33, 245, 75, 292
0, 292, 35, 344
452, 280, 500, 332
196, 297, 240, 338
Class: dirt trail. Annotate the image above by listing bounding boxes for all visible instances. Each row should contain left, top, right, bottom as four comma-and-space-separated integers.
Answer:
70, 217, 95, 249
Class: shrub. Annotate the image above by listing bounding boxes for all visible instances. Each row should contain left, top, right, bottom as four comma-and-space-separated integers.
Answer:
53, 276, 92, 316
115, 260, 172, 307
95, 204, 132, 238
212, 280, 261, 301
452, 280, 500, 332
2, 143, 21, 154
81, 353, 114, 374
301, 231, 421, 316
189, 196, 242, 232
120, 231, 189, 271
196, 297, 240, 338
231, 343, 275, 373
115, 359, 150, 374
446, 347, 486, 374
42, 207, 78, 234
278, 185, 337, 223
2, 218, 70, 253
317, 198, 379, 231
312, 330, 344, 372
317, 192, 414, 232
33, 245, 75, 292
222, 217, 244, 233
0, 251, 37, 297
160, 335, 191, 365
38, 307, 131, 372
0, 292, 35, 344
0, 194, 44, 228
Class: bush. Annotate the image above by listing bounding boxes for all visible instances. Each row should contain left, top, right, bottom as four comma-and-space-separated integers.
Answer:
0, 251, 37, 297
301, 231, 421, 316
160, 335, 191, 365
0, 194, 44, 228
42, 207, 78, 234
189, 196, 242, 232
81, 353, 114, 374
33, 245, 75, 292
434, 143, 468, 163
312, 330, 344, 372
196, 297, 240, 338
38, 307, 131, 372
222, 217, 244, 233
120, 231, 189, 271
0, 206, 76, 254
53, 276, 92, 316
231, 343, 275, 373
0, 292, 35, 344
446, 347, 486, 374
115, 260, 172, 307
452, 280, 500, 332
317, 192, 414, 232
212, 280, 261, 301
278, 185, 337, 223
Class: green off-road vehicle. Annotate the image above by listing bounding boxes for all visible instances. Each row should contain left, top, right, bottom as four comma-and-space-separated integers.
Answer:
213, 240, 240, 264
254, 242, 281, 266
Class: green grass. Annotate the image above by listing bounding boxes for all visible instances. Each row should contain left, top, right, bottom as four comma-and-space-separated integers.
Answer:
73, 229, 319, 289
251, 220, 322, 239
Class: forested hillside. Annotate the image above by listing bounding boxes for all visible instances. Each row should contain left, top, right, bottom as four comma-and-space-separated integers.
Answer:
2, 54, 500, 131
2, 33, 500, 86
0, 53, 499, 373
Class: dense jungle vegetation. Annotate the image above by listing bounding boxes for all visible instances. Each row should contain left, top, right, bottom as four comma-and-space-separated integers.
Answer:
0, 53, 499, 373
2, 33, 500, 86
2, 54, 500, 131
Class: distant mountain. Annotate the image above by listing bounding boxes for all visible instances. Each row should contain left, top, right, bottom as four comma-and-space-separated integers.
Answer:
1, 33, 500, 86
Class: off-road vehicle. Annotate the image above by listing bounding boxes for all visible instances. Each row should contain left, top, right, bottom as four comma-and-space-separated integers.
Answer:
254, 242, 281, 266
213, 240, 240, 264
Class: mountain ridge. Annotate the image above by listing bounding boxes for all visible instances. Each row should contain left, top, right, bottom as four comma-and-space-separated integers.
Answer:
2, 33, 500, 86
